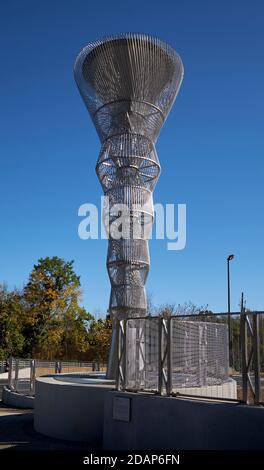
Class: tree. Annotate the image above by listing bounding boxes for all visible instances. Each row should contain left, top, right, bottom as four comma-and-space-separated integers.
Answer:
146, 291, 155, 316
157, 301, 212, 317
22, 257, 91, 359
88, 317, 112, 363
0, 285, 25, 359
60, 303, 93, 360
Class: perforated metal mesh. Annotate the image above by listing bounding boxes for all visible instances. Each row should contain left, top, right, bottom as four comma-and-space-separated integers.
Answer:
123, 318, 229, 392
125, 318, 160, 390
171, 319, 229, 388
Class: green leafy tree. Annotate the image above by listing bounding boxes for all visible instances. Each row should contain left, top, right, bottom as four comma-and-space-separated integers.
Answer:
0, 285, 25, 359
23, 257, 91, 359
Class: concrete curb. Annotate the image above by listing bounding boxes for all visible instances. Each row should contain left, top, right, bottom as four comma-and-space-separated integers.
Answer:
2, 386, 34, 409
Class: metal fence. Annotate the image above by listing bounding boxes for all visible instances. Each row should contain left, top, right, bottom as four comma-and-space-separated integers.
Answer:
7, 358, 107, 396
0, 360, 7, 373
116, 311, 264, 405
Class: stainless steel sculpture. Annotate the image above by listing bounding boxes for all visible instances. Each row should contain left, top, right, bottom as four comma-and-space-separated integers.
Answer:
74, 34, 183, 377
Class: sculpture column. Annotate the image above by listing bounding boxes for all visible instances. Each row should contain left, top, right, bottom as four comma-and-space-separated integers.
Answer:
74, 34, 183, 377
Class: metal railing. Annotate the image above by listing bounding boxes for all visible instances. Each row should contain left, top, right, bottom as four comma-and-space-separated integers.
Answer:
116, 310, 264, 405
0, 360, 7, 373
7, 358, 107, 396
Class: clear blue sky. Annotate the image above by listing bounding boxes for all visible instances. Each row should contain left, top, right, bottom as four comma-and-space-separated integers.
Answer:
0, 0, 263, 315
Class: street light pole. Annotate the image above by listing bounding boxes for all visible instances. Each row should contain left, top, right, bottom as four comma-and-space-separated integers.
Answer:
227, 254, 234, 365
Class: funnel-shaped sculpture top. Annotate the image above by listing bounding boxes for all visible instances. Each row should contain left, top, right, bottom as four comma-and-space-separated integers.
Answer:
74, 33, 183, 142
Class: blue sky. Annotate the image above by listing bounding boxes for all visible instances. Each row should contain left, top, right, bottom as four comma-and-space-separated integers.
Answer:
0, 0, 263, 315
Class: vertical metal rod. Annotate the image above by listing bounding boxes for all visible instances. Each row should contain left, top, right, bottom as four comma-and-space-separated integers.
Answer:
240, 297, 248, 403
107, 324, 118, 379
166, 317, 172, 396
8, 356, 13, 389
135, 324, 140, 388
32, 359, 36, 395
117, 320, 126, 391
227, 258, 232, 366
227, 255, 235, 367
158, 318, 163, 394
227, 258, 231, 314
116, 320, 120, 390
14, 359, 19, 393
30, 359, 34, 394
30, 359, 36, 395
123, 320, 127, 390
253, 314, 260, 404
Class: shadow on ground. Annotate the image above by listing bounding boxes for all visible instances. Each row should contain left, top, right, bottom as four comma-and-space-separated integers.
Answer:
0, 401, 96, 450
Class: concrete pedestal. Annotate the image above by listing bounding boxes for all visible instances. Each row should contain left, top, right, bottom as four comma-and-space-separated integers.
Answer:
34, 374, 114, 444
103, 391, 264, 450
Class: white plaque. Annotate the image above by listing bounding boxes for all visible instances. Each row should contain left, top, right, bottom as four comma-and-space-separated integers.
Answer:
113, 396, 131, 422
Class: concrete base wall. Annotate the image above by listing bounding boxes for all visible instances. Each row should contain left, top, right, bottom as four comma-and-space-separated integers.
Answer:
2, 386, 34, 409
34, 376, 114, 444
103, 391, 264, 450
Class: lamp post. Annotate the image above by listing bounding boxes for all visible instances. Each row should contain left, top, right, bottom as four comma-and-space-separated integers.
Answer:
227, 254, 234, 364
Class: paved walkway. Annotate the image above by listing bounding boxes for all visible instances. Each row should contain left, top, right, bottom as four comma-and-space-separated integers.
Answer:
0, 367, 31, 380
0, 402, 94, 450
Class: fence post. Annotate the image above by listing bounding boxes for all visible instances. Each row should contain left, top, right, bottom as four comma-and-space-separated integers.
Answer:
158, 318, 163, 394
158, 317, 164, 395
116, 320, 127, 391
135, 322, 140, 389
55, 361, 62, 373
166, 317, 172, 396
8, 356, 13, 390
30, 359, 36, 395
116, 320, 120, 389
253, 314, 261, 404
14, 358, 19, 393
123, 320, 127, 390
240, 304, 249, 404
30, 359, 33, 394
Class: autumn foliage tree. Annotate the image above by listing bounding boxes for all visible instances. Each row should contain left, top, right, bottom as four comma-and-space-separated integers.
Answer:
0, 257, 114, 361
88, 317, 112, 363
22, 257, 93, 359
